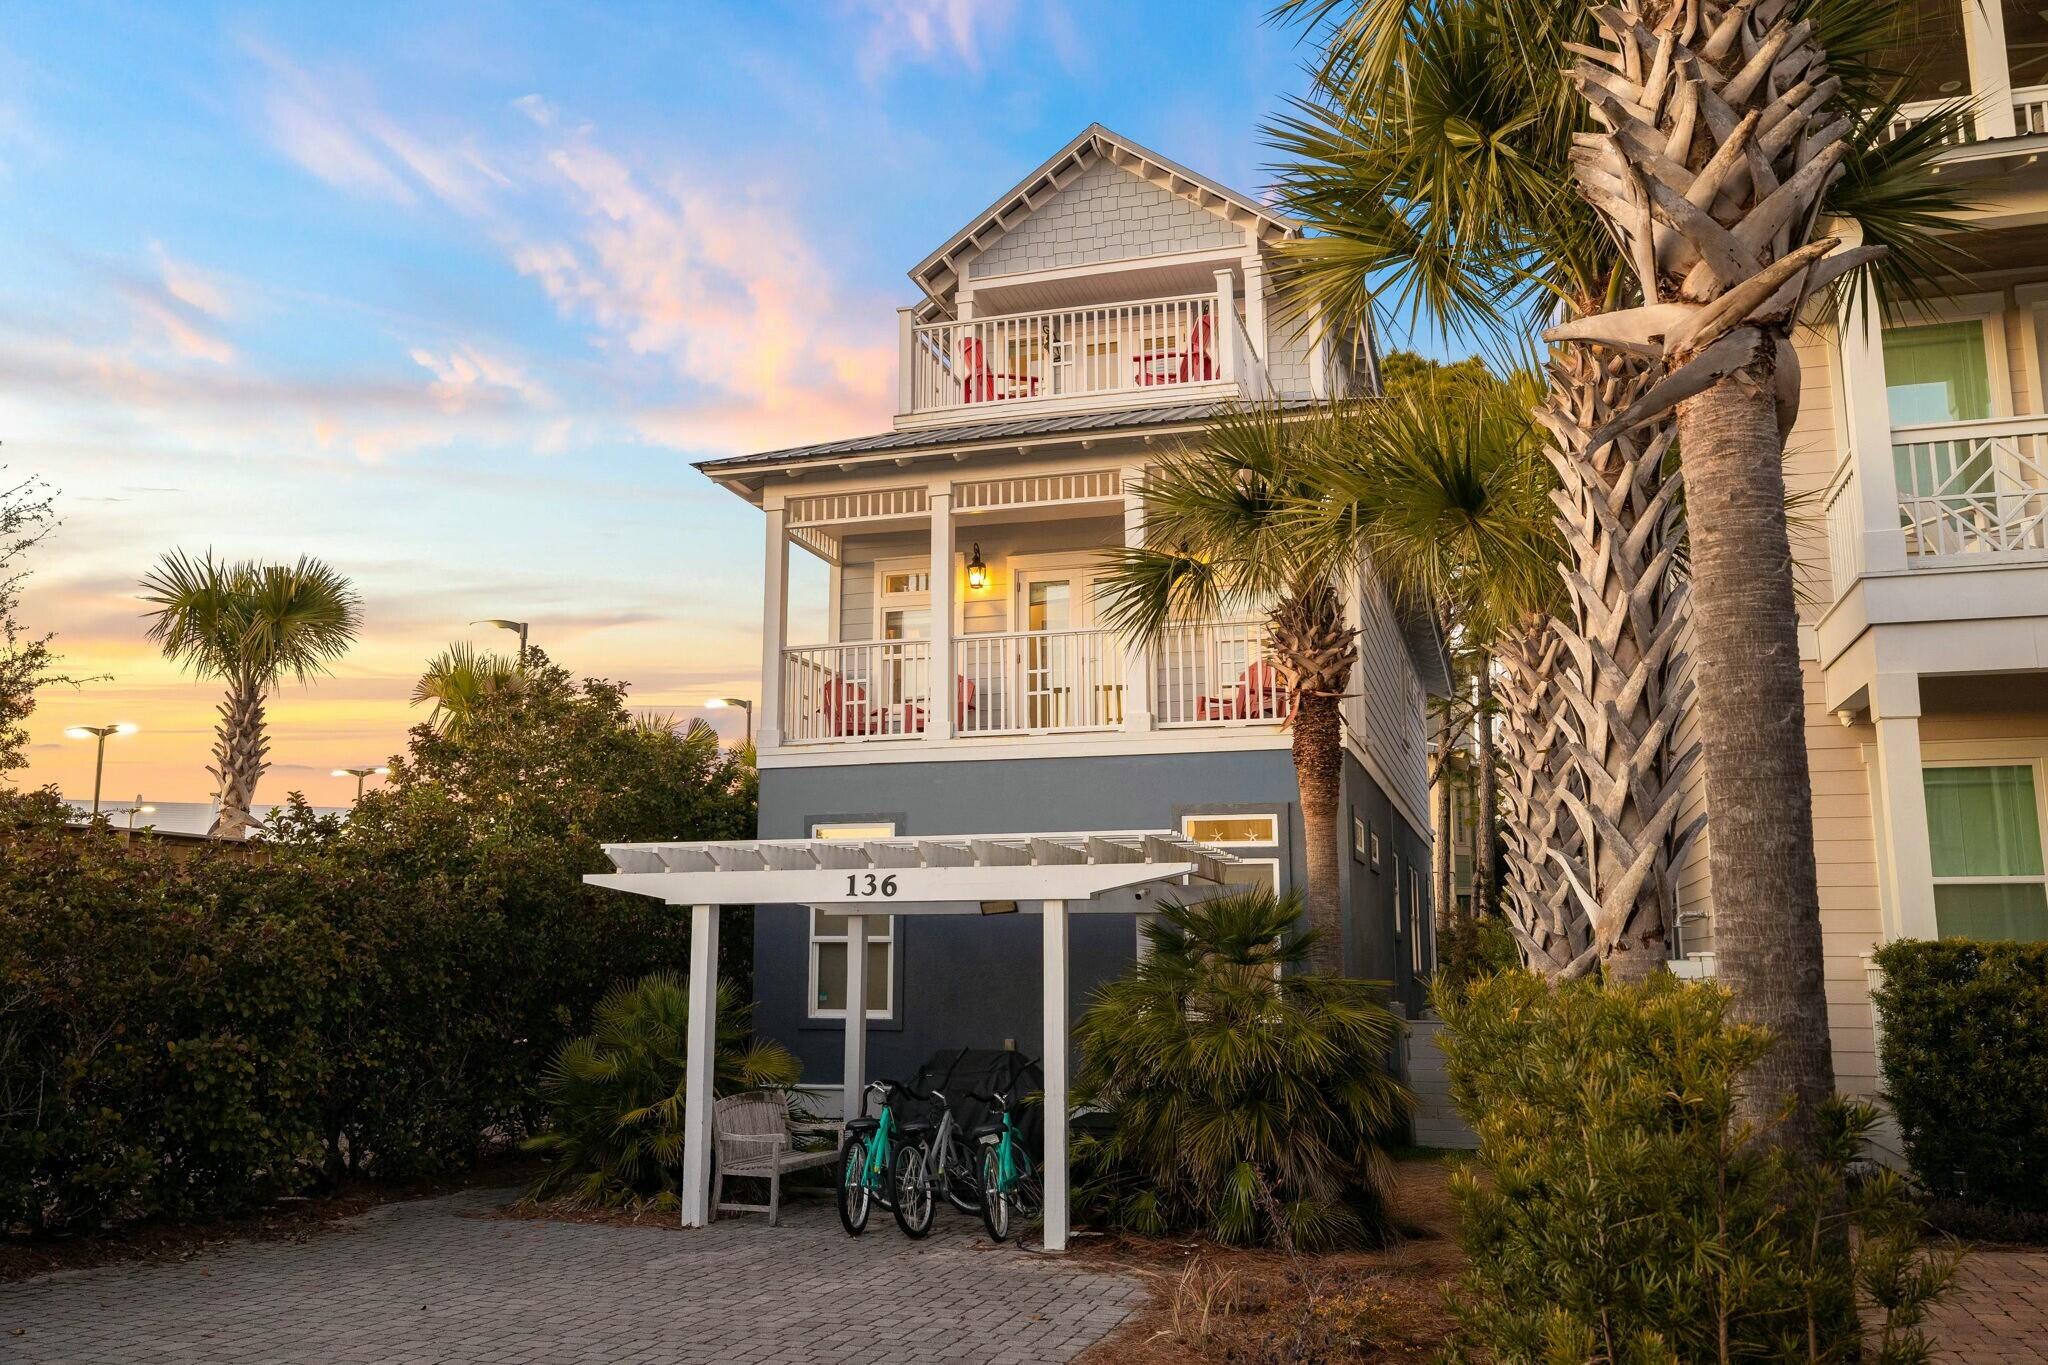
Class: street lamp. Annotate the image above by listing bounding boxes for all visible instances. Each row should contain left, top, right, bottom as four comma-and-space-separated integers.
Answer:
473, 618, 530, 656
332, 765, 392, 803
62, 722, 138, 817
124, 797, 157, 832
703, 697, 754, 747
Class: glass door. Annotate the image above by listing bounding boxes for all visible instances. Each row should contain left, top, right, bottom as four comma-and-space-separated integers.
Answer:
1884, 321, 1998, 548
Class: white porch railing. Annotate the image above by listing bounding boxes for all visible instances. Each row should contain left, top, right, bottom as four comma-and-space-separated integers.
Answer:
955, 627, 1127, 735
907, 294, 1226, 416
1823, 460, 1864, 602
1880, 96, 1973, 145
2014, 84, 2048, 135
1893, 415, 2048, 561
778, 619, 1292, 745
1153, 619, 1290, 727
779, 640, 931, 744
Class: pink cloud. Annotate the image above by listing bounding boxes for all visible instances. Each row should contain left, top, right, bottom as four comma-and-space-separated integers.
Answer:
848, 0, 1011, 77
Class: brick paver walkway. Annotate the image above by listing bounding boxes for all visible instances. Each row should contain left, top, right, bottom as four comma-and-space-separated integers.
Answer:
1930, 1248, 2048, 1364
0, 1190, 1145, 1364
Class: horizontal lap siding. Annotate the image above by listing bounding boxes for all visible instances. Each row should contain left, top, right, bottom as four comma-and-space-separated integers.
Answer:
1350, 559, 1429, 832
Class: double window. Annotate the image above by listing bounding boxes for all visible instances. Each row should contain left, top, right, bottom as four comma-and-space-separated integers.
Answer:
1924, 762, 2048, 941
808, 822, 896, 1020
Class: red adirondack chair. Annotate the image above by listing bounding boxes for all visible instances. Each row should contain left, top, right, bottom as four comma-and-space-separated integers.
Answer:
959, 336, 1040, 404
1197, 660, 1286, 721
905, 676, 977, 733
1132, 313, 1216, 387
820, 676, 875, 737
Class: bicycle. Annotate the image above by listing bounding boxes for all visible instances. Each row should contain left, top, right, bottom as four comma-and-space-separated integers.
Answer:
888, 1082, 979, 1238
838, 1080, 913, 1235
969, 1082, 1041, 1243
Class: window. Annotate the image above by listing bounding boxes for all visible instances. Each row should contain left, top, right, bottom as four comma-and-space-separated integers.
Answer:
1885, 321, 1997, 515
809, 822, 896, 1019
876, 562, 931, 642
1352, 814, 1367, 863
1924, 763, 2048, 940
1410, 870, 1427, 976
1183, 814, 1279, 847
1392, 851, 1403, 932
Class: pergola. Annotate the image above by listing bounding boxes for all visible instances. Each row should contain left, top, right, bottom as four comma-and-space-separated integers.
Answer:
584, 829, 1237, 1252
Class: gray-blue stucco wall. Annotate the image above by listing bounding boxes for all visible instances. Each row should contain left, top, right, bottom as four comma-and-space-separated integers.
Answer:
754, 749, 1431, 1086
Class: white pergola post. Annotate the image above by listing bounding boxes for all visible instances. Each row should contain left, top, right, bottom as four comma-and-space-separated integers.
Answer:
842, 913, 869, 1125
679, 903, 720, 1228
1871, 673, 1937, 941
1040, 898, 1070, 1253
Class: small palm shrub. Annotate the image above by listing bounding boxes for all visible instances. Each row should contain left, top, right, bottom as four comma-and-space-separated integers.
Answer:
1073, 888, 1412, 1250
1433, 912, 1518, 995
1438, 971, 1958, 1362
524, 973, 798, 1208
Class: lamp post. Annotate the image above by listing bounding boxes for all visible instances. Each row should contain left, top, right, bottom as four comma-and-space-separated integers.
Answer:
474, 618, 530, 657
124, 798, 157, 832
62, 723, 138, 817
332, 765, 391, 803
703, 697, 754, 748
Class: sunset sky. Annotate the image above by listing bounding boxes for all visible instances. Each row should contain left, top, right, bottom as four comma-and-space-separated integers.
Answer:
4, 1, 1404, 808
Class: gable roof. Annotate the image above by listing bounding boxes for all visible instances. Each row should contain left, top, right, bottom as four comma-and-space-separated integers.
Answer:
907, 123, 1301, 319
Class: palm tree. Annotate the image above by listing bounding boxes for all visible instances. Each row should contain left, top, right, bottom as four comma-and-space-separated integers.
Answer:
1544, 0, 1967, 1134
140, 551, 360, 838
412, 642, 525, 740
1297, 378, 1588, 968
1268, 0, 1961, 1015
1097, 405, 1359, 973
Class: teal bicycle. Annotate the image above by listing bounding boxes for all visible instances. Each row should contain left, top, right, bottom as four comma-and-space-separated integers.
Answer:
838, 1080, 914, 1235
969, 1080, 1041, 1243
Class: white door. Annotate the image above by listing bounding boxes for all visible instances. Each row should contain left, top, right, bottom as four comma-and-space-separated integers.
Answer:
1014, 567, 1117, 729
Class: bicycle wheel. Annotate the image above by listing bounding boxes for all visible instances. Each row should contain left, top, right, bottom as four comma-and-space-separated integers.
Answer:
979, 1143, 1010, 1243
943, 1138, 981, 1215
891, 1141, 935, 1238
836, 1135, 871, 1236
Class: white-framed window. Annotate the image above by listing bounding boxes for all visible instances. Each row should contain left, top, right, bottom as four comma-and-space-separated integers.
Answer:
1410, 868, 1427, 976
874, 559, 930, 642
1392, 850, 1403, 932
1924, 761, 2048, 941
809, 821, 897, 1019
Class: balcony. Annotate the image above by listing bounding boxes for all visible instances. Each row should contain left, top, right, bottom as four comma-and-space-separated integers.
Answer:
898, 285, 1255, 423
1892, 415, 2048, 562
777, 619, 1287, 747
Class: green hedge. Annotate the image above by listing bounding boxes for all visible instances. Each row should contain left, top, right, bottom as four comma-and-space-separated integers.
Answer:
1872, 938, 2048, 1211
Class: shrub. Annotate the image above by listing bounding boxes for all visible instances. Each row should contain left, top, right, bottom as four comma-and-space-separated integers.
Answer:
1433, 912, 1518, 995
1073, 888, 1412, 1250
523, 974, 798, 1208
1438, 971, 1957, 1362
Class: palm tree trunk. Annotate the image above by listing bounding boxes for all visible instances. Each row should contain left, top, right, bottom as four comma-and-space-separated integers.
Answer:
1471, 647, 1497, 921
208, 675, 268, 839
1433, 719, 1456, 935
1495, 618, 1589, 976
1293, 690, 1347, 975
1677, 361, 1834, 1135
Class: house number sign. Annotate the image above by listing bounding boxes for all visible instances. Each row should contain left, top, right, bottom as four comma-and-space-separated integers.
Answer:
844, 873, 899, 898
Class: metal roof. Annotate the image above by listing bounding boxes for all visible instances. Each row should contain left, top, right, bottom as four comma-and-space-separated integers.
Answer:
694, 400, 1311, 476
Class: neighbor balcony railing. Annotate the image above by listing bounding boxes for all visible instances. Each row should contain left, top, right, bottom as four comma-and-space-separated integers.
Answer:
1892, 414, 2048, 561
778, 618, 1288, 745
1876, 83, 2048, 145
905, 294, 1230, 417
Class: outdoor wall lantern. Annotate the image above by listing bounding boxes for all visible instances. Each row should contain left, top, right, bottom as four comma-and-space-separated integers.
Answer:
966, 543, 989, 592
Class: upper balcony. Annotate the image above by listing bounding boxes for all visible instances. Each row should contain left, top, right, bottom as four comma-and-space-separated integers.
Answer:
1878, 0, 2048, 145
894, 269, 1271, 427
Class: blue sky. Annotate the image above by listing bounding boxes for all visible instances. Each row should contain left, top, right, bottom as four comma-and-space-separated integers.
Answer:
2, 1, 1411, 803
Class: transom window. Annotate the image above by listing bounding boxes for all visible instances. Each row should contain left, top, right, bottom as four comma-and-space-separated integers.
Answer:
1924, 763, 2048, 941
1182, 814, 1280, 848
809, 821, 896, 1019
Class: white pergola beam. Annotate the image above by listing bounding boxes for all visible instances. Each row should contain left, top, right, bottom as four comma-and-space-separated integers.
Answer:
844, 914, 869, 1125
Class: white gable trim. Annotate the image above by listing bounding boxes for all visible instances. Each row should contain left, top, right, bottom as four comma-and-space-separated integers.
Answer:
909, 124, 1298, 319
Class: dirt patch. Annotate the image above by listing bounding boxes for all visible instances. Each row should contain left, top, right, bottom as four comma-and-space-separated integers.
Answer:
0, 1154, 541, 1284
1076, 1158, 1466, 1364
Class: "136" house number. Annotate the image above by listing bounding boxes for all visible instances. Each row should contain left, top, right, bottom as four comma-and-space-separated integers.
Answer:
844, 873, 899, 897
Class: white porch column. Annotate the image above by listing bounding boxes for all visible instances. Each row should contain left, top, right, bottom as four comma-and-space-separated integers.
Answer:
679, 903, 720, 1228
1242, 256, 1267, 366
1308, 302, 1330, 399
896, 307, 916, 417
928, 489, 955, 741
758, 503, 790, 750
1837, 274, 1910, 576
1122, 473, 1155, 733
1041, 898, 1071, 1253
1213, 268, 1238, 384
842, 913, 869, 1125
1871, 673, 1937, 942
1964, 0, 2017, 139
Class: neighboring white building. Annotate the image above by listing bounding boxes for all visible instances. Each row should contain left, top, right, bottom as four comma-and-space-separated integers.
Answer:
694, 125, 1449, 1085
1674, 3, 2048, 1097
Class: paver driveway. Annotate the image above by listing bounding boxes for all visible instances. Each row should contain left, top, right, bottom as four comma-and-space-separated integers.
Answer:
0, 1189, 1145, 1364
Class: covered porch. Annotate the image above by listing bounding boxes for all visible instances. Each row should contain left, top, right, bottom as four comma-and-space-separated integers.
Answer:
584, 829, 1238, 1253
